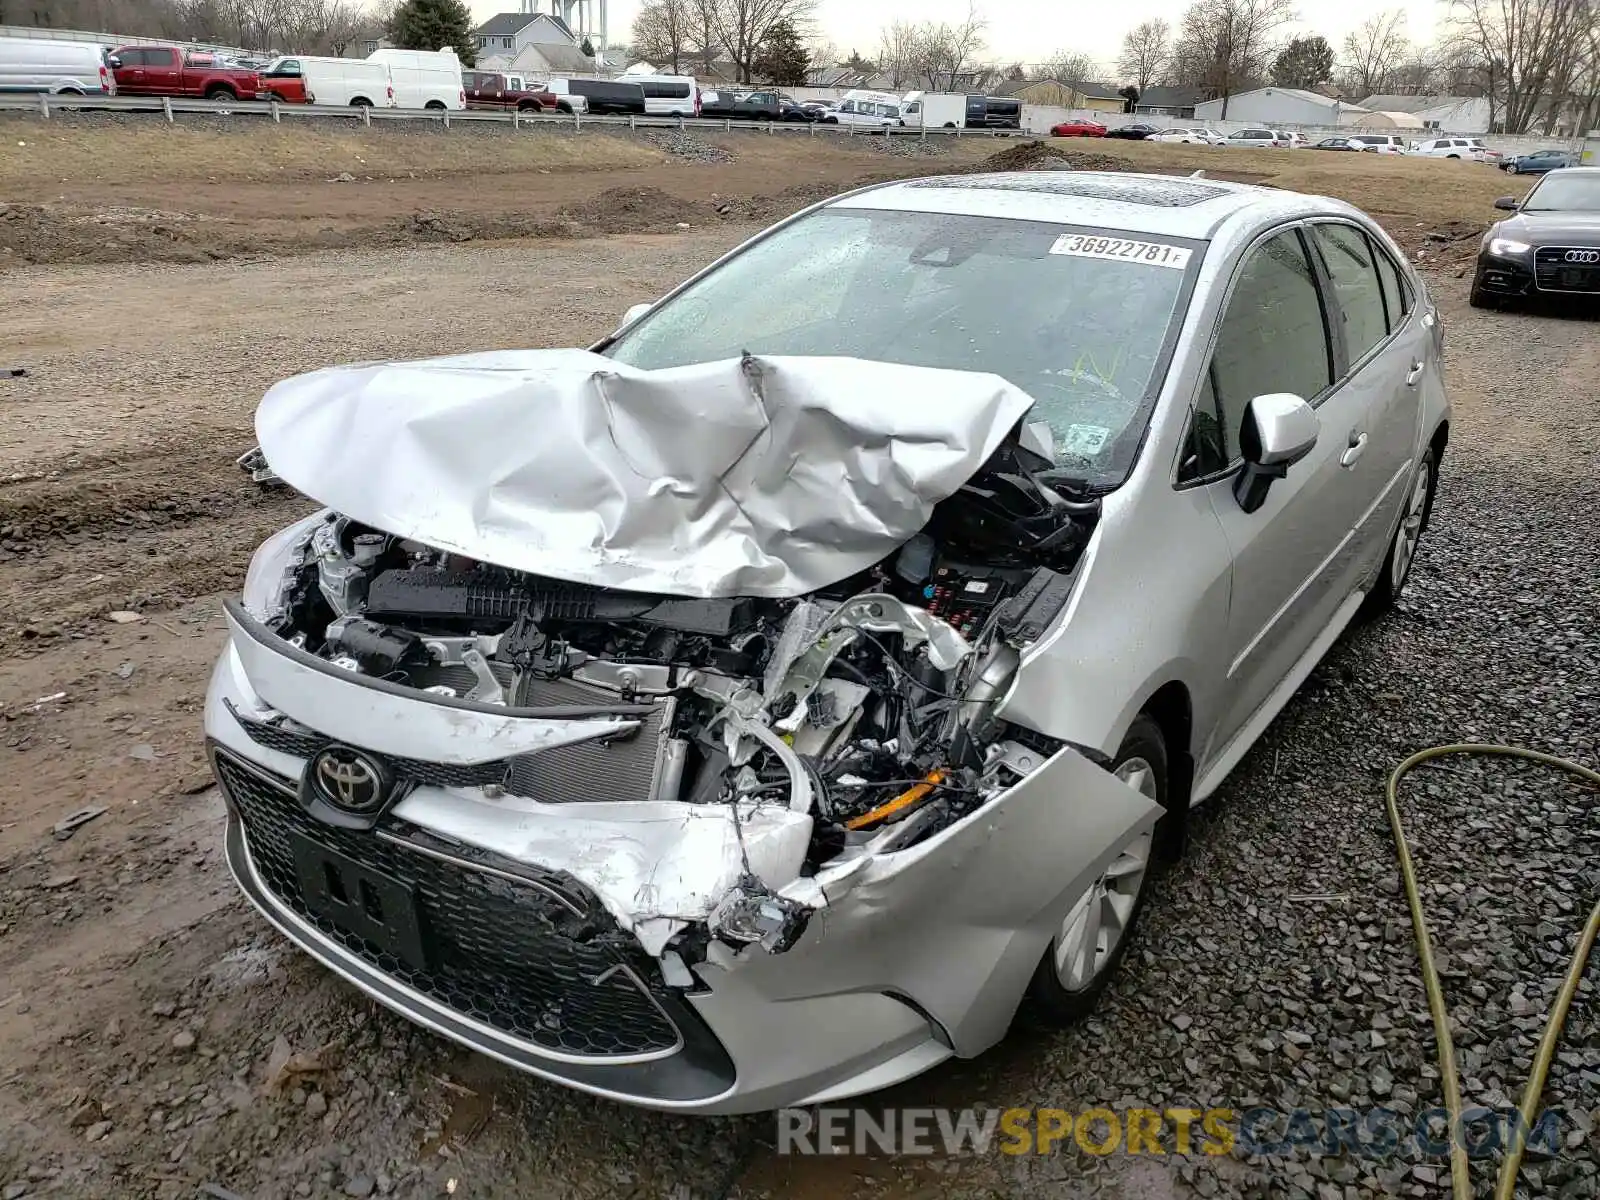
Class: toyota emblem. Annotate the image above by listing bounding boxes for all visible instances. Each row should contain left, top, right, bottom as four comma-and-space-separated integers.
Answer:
309, 746, 389, 813
1564, 249, 1600, 264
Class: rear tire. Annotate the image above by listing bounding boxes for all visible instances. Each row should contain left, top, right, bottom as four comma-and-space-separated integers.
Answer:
205, 87, 236, 102
350, 97, 372, 107
1362, 447, 1436, 618
1027, 715, 1165, 1025
424, 100, 446, 111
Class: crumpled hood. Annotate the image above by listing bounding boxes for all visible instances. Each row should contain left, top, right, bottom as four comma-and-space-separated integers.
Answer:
256, 349, 1037, 598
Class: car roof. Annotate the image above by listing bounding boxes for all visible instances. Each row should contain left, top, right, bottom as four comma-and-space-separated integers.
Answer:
833, 171, 1357, 241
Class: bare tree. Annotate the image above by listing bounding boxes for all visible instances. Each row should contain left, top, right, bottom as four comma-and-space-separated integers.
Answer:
1118, 18, 1171, 90
1170, 0, 1296, 116
1447, 0, 1595, 131
1338, 10, 1409, 97
632, 0, 692, 72
910, 2, 987, 90
875, 19, 920, 88
686, 0, 723, 76
704, 0, 817, 83
1038, 48, 1095, 83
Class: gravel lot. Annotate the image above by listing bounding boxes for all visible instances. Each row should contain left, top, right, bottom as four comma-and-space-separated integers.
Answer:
0, 160, 1597, 1199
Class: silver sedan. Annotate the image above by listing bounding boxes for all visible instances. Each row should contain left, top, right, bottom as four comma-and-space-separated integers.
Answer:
209, 170, 1449, 1114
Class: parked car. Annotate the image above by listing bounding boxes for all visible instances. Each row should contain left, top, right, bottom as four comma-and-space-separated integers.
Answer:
1278, 131, 1308, 149
965, 94, 1021, 130
1148, 127, 1225, 145
540, 76, 640, 115
1346, 135, 1406, 155
700, 88, 790, 121
628, 73, 697, 116
217, 169, 1448, 1116
463, 69, 556, 112
259, 56, 393, 107
0, 35, 115, 95
367, 47, 463, 110
830, 89, 900, 127
1312, 136, 1360, 151
1052, 118, 1107, 137
1408, 136, 1497, 162
900, 90, 967, 129
1503, 149, 1576, 175
110, 45, 259, 101
1471, 167, 1600, 308
1104, 122, 1161, 140
1224, 128, 1281, 149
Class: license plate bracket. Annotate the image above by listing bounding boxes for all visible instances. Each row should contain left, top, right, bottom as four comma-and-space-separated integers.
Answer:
289, 832, 429, 972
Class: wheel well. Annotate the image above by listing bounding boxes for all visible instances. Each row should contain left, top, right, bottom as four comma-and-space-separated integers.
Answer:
424, 99, 446, 110
1140, 682, 1194, 861
1429, 420, 1449, 465
350, 96, 372, 106
207, 85, 236, 98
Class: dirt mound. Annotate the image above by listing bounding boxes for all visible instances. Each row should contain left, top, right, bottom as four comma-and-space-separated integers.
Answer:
1378, 215, 1487, 267
555, 185, 712, 234
0, 202, 222, 267
956, 140, 1133, 174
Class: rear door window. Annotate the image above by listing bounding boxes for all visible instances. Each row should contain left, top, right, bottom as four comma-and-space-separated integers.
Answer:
1310, 223, 1390, 366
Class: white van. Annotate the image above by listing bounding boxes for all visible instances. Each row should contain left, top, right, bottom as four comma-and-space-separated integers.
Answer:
899, 91, 965, 128
629, 73, 697, 116
0, 36, 116, 95
834, 89, 900, 128
302, 57, 394, 107
367, 47, 463, 110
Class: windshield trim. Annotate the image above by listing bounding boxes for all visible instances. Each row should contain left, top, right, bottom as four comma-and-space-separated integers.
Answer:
598, 203, 1208, 493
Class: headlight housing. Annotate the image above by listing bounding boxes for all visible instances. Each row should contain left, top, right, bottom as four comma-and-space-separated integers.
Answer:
1488, 237, 1532, 256
241, 511, 326, 615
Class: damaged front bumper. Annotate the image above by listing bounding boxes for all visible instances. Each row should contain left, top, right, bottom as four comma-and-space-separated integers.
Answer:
207, 601, 1160, 1114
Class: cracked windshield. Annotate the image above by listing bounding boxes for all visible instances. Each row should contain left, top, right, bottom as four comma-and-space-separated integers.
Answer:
606, 206, 1198, 486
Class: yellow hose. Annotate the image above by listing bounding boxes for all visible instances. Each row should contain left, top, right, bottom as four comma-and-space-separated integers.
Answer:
1385, 744, 1600, 1200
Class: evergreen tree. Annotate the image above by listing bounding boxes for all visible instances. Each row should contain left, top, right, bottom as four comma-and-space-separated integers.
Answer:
388, 0, 477, 66
754, 18, 809, 86
1271, 36, 1334, 89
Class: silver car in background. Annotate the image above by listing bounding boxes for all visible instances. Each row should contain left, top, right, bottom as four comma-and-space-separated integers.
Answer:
209, 171, 1450, 1114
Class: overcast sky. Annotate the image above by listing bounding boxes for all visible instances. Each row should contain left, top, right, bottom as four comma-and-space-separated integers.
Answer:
472, 0, 1443, 77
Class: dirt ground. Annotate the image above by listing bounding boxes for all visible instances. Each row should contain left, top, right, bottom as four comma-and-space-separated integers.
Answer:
1, 121, 1595, 1200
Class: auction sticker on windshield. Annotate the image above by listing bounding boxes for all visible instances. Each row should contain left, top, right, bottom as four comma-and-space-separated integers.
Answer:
1049, 234, 1192, 269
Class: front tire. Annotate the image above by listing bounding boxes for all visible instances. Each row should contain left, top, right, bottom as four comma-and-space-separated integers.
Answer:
1362, 448, 1436, 617
1027, 716, 1164, 1024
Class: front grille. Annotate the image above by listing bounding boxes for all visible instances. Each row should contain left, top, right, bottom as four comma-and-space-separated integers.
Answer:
214, 748, 683, 1058
1534, 247, 1600, 293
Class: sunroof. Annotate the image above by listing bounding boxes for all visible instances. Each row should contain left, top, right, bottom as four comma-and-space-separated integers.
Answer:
907, 172, 1230, 207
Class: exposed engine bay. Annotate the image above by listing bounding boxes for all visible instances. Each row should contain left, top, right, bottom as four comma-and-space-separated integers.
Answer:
243, 433, 1098, 954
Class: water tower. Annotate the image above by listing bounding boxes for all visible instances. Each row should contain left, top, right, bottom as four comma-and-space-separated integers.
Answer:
520, 0, 607, 53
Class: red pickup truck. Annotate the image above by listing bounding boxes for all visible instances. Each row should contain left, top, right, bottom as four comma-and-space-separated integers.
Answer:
110, 46, 260, 101
463, 69, 571, 112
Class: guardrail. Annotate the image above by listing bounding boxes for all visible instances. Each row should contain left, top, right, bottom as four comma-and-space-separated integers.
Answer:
0, 91, 1016, 139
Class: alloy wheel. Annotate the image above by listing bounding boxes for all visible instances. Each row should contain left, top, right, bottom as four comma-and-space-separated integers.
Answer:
1392, 461, 1432, 594
1052, 759, 1156, 993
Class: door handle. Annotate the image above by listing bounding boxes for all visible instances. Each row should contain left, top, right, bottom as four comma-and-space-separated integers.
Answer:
1341, 431, 1369, 468
1405, 360, 1424, 387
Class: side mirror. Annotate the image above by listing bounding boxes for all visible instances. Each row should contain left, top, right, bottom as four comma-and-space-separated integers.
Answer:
1493, 195, 1519, 211
619, 301, 652, 330
1234, 393, 1319, 514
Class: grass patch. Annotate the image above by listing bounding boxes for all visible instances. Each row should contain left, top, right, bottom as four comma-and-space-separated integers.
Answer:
0, 116, 665, 187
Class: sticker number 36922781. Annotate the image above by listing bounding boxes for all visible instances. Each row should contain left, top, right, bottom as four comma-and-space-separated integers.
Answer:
1049, 234, 1193, 269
